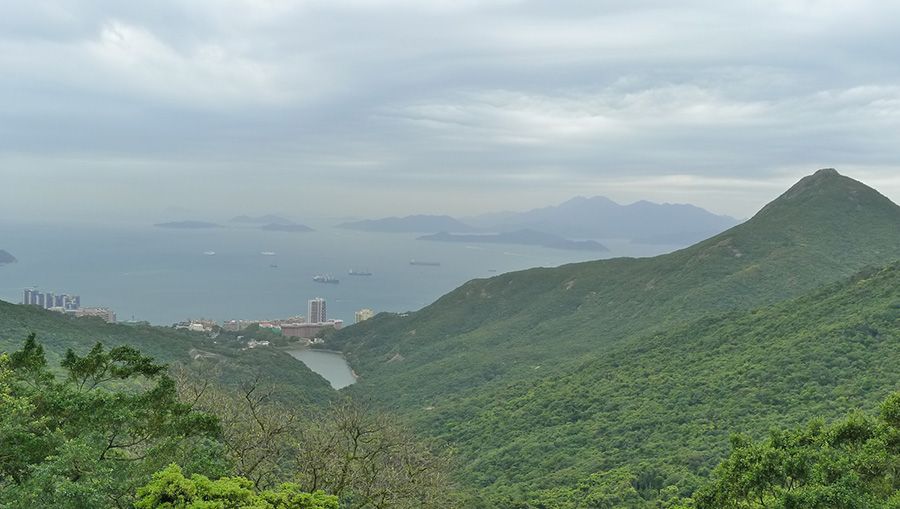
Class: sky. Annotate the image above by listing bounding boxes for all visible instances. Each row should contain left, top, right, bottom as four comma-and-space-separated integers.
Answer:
3, 0, 900, 223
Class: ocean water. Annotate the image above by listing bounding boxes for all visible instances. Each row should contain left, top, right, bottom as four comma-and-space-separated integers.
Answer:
0, 220, 679, 326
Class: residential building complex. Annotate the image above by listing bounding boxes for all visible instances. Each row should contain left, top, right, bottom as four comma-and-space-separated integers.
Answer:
22, 288, 80, 310
308, 297, 326, 324
355, 309, 374, 323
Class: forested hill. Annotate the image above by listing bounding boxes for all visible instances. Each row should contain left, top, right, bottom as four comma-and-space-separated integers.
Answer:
0, 300, 338, 406
331, 169, 900, 407
324, 168, 900, 505
437, 261, 900, 506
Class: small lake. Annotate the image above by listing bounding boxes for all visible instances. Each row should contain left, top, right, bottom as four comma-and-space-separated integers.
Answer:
285, 348, 357, 389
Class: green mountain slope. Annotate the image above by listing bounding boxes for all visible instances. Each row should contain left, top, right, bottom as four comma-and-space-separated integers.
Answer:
437, 262, 900, 506
324, 168, 900, 504
332, 169, 900, 408
0, 300, 337, 407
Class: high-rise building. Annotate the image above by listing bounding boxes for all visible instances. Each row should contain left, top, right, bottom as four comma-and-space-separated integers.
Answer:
22, 289, 80, 310
22, 288, 38, 305
308, 297, 326, 324
355, 309, 374, 323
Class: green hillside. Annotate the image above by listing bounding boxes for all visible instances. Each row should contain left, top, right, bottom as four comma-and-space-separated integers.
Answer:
332, 169, 900, 407
324, 168, 900, 505
434, 262, 900, 506
0, 300, 338, 407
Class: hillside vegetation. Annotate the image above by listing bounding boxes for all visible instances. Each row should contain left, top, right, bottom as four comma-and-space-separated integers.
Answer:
332, 169, 900, 408
0, 300, 338, 407
325, 169, 900, 505
434, 262, 900, 505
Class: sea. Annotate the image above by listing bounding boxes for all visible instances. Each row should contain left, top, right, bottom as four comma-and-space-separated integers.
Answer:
0, 220, 680, 327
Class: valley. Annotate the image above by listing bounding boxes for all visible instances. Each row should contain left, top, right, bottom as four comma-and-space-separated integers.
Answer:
5, 169, 900, 507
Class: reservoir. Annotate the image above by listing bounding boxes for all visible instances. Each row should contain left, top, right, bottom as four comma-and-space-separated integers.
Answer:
285, 348, 357, 389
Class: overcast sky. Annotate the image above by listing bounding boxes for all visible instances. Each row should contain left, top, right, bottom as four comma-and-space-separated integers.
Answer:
3, 0, 900, 223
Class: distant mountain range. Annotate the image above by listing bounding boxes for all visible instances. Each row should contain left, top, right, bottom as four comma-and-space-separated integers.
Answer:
339, 197, 739, 245
466, 196, 740, 242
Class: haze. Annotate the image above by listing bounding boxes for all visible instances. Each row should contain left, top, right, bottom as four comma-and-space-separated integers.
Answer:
3, 0, 900, 223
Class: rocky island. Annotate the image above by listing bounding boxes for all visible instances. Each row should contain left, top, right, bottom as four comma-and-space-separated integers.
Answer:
0, 249, 17, 265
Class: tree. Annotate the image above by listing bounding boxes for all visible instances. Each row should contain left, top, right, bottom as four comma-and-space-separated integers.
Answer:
691, 391, 900, 508
134, 464, 338, 509
0, 334, 225, 508
294, 400, 456, 508
173, 364, 458, 508
173, 363, 301, 491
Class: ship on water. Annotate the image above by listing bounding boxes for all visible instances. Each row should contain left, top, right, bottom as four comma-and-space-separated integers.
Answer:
349, 269, 372, 276
313, 274, 340, 284
409, 260, 440, 266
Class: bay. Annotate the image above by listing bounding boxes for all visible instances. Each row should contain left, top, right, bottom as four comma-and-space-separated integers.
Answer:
0, 219, 679, 326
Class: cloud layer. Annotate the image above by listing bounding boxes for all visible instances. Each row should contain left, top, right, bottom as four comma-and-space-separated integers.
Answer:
3, 0, 900, 221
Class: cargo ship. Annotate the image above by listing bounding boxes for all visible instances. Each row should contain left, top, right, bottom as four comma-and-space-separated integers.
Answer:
313, 274, 340, 284
349, 269, 372, 276
409, 260, 440, 266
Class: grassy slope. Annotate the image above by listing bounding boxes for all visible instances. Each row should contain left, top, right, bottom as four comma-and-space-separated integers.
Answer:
0, 300, 338, 407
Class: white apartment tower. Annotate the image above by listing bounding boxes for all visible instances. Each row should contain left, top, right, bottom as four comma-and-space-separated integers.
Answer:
308, 297, 326, 324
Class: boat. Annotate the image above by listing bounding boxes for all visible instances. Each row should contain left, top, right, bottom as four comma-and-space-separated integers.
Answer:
313, 274, 340, 284
349, 269, 372, 276
260, 251, 276, 256
203, 251, 216, 256
410, 260, 440, 266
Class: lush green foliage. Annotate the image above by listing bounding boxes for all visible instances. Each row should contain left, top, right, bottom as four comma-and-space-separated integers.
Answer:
0, 299, 338, 407
410, 263, 900, 506
325, 170, 900, 505
333, 170, 900, 413
135, 464, 338, 509
692, 391, 900, 508
0, 334, 226, 508
0, 335, 457, 508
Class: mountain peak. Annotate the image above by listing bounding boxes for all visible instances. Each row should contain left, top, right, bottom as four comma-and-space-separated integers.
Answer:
812, 167, 839, 177
752, 168, 898, 221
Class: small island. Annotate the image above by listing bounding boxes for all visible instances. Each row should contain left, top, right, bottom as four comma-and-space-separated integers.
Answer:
0, 249, 17, 266
417, 229, 608, 252
153, 221, 222, 229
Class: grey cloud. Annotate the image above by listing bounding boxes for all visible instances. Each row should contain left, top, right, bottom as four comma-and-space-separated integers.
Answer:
3, 0, 900, 221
